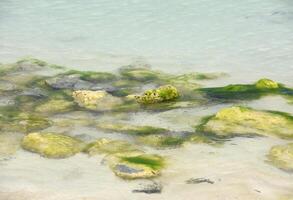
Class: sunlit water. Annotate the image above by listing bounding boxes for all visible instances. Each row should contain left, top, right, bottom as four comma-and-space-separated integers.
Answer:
0, 0, 293, 199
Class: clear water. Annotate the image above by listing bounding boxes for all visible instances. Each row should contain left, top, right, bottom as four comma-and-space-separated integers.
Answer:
0, 1, 293, 199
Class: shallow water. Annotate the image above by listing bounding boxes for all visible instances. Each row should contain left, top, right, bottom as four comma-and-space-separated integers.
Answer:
0, 0, 293, 200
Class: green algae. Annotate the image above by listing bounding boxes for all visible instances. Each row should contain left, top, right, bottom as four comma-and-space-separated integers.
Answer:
197, 78, 291, 101
135, 85, 179, 104
119, 65, 165, 82
267, 143, 293, 172
35, 99, 76, 114
196, 106, 293, 139
21, 132, 84, 158
107, 152, 166, 179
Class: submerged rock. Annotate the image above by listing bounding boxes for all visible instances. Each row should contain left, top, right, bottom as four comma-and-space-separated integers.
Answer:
21, 132, 84, 158
185, 178, 215, 184
137, 134, 186, 148
267, 143, 293, 171
72, 90, 123, 111
197, 106, 293, 139
135, 85, 179, 104
107, 152, 166, 179
198, 78, 286, 101
0, 107, 51, 133
35, 99, 76, 114
132, 181, 162, 194
84, 138, 140, 156
63, 70, 117, 83
119, 65, 165, 82
96, 122, 168, 135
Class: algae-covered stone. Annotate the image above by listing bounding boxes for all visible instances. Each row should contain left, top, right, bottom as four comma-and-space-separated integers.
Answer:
267, 143, 293, 171
21, 132, 84, 158
64, 70, 117, 83
198, 78, 283, 100
135, 85, 179, 104
198, 106, 293, 139
35, 99, 75, 114
72, 90, 123, 111
137, 134, 185, 148
107, 152, 165, 179
96, 122, 167, 135
85, 138, 140, 156
255, 78, 279, 89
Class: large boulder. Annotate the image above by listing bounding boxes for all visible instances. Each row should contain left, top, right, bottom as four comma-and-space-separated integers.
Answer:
21, 132, 84, 158
267, 143, 293, 171
197, 106, 293, 139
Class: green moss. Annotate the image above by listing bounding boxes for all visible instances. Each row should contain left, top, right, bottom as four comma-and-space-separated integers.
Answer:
119, 66, 165, 82
21, 132, 84, 158
96, 122, 168, 135
135, 85, 180, 104
107, 152, 166, 179
120, 154, 165, 170
197, 78, 286, 101
197, 106, 293, 139
267, 143, 293, 171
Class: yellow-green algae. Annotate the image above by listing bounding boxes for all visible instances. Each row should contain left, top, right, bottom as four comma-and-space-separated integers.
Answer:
21, 132, 84, 158
62, 70, 117, 83
267, 143, 293, 171
197, 106, 293, 139
96, 122, 168, 135
84, 138, 140, 156
135, 85, 179, 104
106, 152, 166, 179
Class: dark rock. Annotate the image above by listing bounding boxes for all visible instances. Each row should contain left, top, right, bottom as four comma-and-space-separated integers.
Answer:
132, 182, 162, 194
185, 178, 214, 184
115, 164, 144, 174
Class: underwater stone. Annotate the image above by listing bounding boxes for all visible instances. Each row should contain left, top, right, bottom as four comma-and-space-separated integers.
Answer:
135, 85, 179, 104
35, 99, 75, 114
137, 134, 186, 148
96, 122, 168, 135
198, 106, 293, 139
119, 65, 164, 82
132, 181, 162, 194
64, 70, 117, 83
107, 152, 165, 179
267, 143, 293, 171
21, 132, 84, 158
84, 138, 140, 156
72, 90, 123, 111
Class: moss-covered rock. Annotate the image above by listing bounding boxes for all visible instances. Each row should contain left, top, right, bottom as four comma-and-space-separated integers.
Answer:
107, 152, 166, 179
267, 143, 293, 171
72, 90, 123, 111
35, 99, 75, 114
135, 85, 179, 104
0, 107, 51, 133
197, 106, 293, 139
84, 138, 140, 156
137, 134, 185, 148
96, 122, 167, 135
255, 78, 279, 89
21, 132, 84, 158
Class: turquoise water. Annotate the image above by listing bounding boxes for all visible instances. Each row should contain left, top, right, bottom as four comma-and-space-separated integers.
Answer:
1, 0, 293, 84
